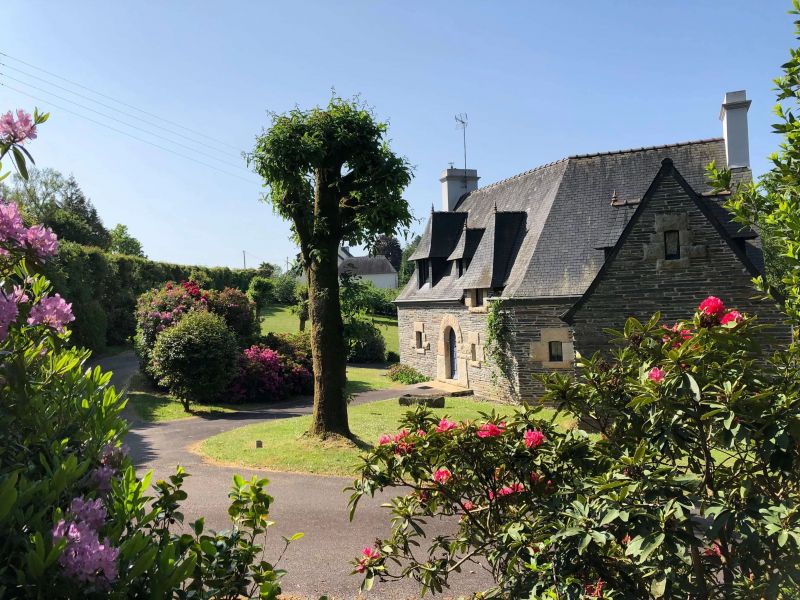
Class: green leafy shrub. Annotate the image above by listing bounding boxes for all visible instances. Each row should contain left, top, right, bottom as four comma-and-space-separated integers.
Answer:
0, 116, 295, 598
270, 273, 298, 304
247, 276, 274, 316
351, 298, 800, 598
386, 350, 400, 364
345, 319, 386, 363
260, 331, 312, 370
207, 286, 257, 344
387, 362, 426, 384
69, 298, 108, 352
151, 311, 238, 409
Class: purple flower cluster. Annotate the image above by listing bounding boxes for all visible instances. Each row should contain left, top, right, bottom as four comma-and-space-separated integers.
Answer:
0, 109, 37, 144
52, 497, 119, 587
27, 293, 75, 333
0, 292, 19, 341
0, 200, 59, 259
91, 443, 128, 493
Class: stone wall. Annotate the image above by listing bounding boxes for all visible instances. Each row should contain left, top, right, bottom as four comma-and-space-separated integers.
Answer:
569, 170, 791, 356
397, 299, 573, 401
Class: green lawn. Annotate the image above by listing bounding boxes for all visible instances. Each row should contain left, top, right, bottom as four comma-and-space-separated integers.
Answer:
200, 397, 528, 476
259, 305, 399, 356
125, 365, 401, 423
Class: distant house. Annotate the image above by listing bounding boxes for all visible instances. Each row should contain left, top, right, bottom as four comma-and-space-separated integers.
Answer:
338, 251, 398, 289
396, 91, 790, 401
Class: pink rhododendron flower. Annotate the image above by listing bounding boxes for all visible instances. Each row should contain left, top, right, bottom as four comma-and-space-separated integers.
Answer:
433, 468, 451, 484
704, 543, 722, 558
0, 109, 37, 143
416, 429, 426, 437
0, 201, 26, 246
489, 483, 523, 500
477, 422, 505, 438
355, 546, 381, 573
25, 224, 58, 258
648, 367, 666, 383
27, 293, 75, 333
435, 418, 457, 433
378, 434, 393, 445
721, 310, 743, 326
699, 296, 725, 317
0, 292, 19, 341
621, 534, 632, 546
462, 500, 475, 511
11, 285, 28, 304
524, 429, 546, 449
584, 578, 605, 598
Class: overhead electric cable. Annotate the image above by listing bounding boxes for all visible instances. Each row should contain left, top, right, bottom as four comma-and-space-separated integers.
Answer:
1, 83, 258, 184
0, 51, 242, 151
0, 63, 246, 160
0, 72, 246, 170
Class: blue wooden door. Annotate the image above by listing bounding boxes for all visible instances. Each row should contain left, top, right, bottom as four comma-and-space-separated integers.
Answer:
448, 328, 458, 379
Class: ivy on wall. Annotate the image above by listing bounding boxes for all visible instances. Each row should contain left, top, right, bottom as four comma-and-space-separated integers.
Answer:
484, 298, 516, 396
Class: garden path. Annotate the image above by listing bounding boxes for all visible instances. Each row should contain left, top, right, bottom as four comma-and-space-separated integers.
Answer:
98, 351, 492, 600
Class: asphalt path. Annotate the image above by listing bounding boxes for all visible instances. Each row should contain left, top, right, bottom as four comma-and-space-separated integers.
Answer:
99, 351, 492, 599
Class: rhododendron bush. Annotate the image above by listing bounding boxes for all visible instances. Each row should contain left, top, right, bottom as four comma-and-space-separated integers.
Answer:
0, 109, 294, 598
350, 297, 800, 598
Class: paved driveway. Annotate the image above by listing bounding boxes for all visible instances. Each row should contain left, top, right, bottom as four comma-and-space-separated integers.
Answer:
101, 352, 492, 599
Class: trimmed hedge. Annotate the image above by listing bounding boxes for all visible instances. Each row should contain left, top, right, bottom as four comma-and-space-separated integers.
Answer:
43, 242, 257, 351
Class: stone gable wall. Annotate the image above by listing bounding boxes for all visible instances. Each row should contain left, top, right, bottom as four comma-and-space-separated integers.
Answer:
570, 172, 791, 356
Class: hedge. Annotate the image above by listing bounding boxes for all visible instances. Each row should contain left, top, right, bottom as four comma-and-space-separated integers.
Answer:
43, 241, 257, 352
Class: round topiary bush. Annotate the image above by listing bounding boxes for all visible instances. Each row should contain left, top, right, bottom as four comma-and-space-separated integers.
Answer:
151, 311, 238, 409
345, 319, 386, 363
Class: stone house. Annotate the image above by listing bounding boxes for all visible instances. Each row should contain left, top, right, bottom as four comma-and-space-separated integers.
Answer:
396, 91, 789, 401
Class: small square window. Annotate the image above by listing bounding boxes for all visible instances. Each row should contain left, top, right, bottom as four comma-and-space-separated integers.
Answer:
415, 331, 423, 349
474, 289, 485, 306
664, 230, 680, 260
548, 341, 563, 362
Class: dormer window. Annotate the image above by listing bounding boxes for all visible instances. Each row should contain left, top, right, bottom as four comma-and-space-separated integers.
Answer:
417, 259, 430, 286
456, 259, 464, 277
664, 230, 680, 260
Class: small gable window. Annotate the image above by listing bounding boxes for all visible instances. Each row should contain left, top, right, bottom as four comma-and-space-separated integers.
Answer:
664, 230, 680, 260
456, 259, 464, 278
417, 259, 430, 286
415, 331, 423, 349
548, 341, 563, 362
474, 289, 485, 307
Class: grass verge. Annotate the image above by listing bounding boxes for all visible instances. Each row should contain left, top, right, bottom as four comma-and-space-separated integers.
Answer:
199, 398, 574, 477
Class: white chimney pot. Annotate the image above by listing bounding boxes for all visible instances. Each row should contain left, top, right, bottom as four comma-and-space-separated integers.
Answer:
719, 90, 751, 169
439, 168, 479, 211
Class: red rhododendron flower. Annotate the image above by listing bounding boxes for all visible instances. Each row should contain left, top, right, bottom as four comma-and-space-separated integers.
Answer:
477, 422, 505, 438
435, 418, 457, 433
378, 434, 392, 445
524, 429, 546, 449
648, 367, 666, 383
433, 468, 451, 484
621, 534, 632, 546
699, 295, 725, 317
704, 543, 722, 558
355, 546, 381, 573
721, 310, 743, 326
584, 578, 605, 598
462, 500, 475, 511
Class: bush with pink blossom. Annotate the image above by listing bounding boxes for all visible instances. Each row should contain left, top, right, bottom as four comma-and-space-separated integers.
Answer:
350, 297, 800, 598
229, 343, 313, 403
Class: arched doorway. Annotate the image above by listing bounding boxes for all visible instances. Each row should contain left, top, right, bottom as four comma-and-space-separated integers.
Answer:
446, 327, 458, 379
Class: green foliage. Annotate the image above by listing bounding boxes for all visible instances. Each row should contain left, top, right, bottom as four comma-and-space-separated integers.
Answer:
259, 331, 312, 370
351, 301, 800, 598
344, 319, 386, 363
207, 287, 257, 344
108, 223, 145, 257
291, 283, 309, 326
151, 311, 238, 410
371, 234, 402, 271
485, 298, 515, 394
387, 363, 427, 384
270, 272, 298, 305
385, 350, 400, 364
247, 276, 274, 315
398, 234, 421, 286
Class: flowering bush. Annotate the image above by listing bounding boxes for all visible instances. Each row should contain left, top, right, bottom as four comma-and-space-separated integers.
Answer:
350, 297, 800, 598
0, 110, 295, 598
387, 363, 428, 384
151, 311, 238, 410
260, 331, 312, 370
207, 286, 257, 343
229, 343, 313, 403
134, 279, 207, 375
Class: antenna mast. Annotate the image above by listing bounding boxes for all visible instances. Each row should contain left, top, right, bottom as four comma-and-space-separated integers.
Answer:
455, 113, 468, 170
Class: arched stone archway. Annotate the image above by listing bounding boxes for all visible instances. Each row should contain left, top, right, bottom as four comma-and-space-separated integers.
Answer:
436, 314, 469, 387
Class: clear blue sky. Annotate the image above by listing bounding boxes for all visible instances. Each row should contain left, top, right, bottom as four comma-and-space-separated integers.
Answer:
1, 1, 795, 269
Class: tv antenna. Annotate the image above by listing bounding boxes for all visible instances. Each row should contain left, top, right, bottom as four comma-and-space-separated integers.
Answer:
455, 113, 468, 170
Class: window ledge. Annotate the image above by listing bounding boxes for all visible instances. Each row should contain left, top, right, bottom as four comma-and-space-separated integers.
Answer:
468, 306, 488, 313
540, 360, 574, 370
469, 360, 481, 368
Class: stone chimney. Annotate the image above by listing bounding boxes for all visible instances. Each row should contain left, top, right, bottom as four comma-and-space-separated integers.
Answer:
440, 168, 479, 211
719, 90, 751, 169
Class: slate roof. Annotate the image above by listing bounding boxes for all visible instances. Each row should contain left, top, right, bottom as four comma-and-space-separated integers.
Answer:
397, 138, 753, 303
338, 256, 397, 276
408, 212, 468, 260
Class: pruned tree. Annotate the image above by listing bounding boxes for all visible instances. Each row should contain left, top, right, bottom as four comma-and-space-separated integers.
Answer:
371, 234, 402, 270
249, 97, 412, 437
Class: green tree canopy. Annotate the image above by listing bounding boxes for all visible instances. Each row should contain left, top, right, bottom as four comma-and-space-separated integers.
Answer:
249, 96, 413, 436
109, 223, 145, 257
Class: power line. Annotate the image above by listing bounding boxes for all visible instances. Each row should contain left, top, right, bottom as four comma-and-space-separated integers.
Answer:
0, 51, 242, 151
1, 63, 246, 162
0, 72, 247, 171
1, 82, 259, 184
